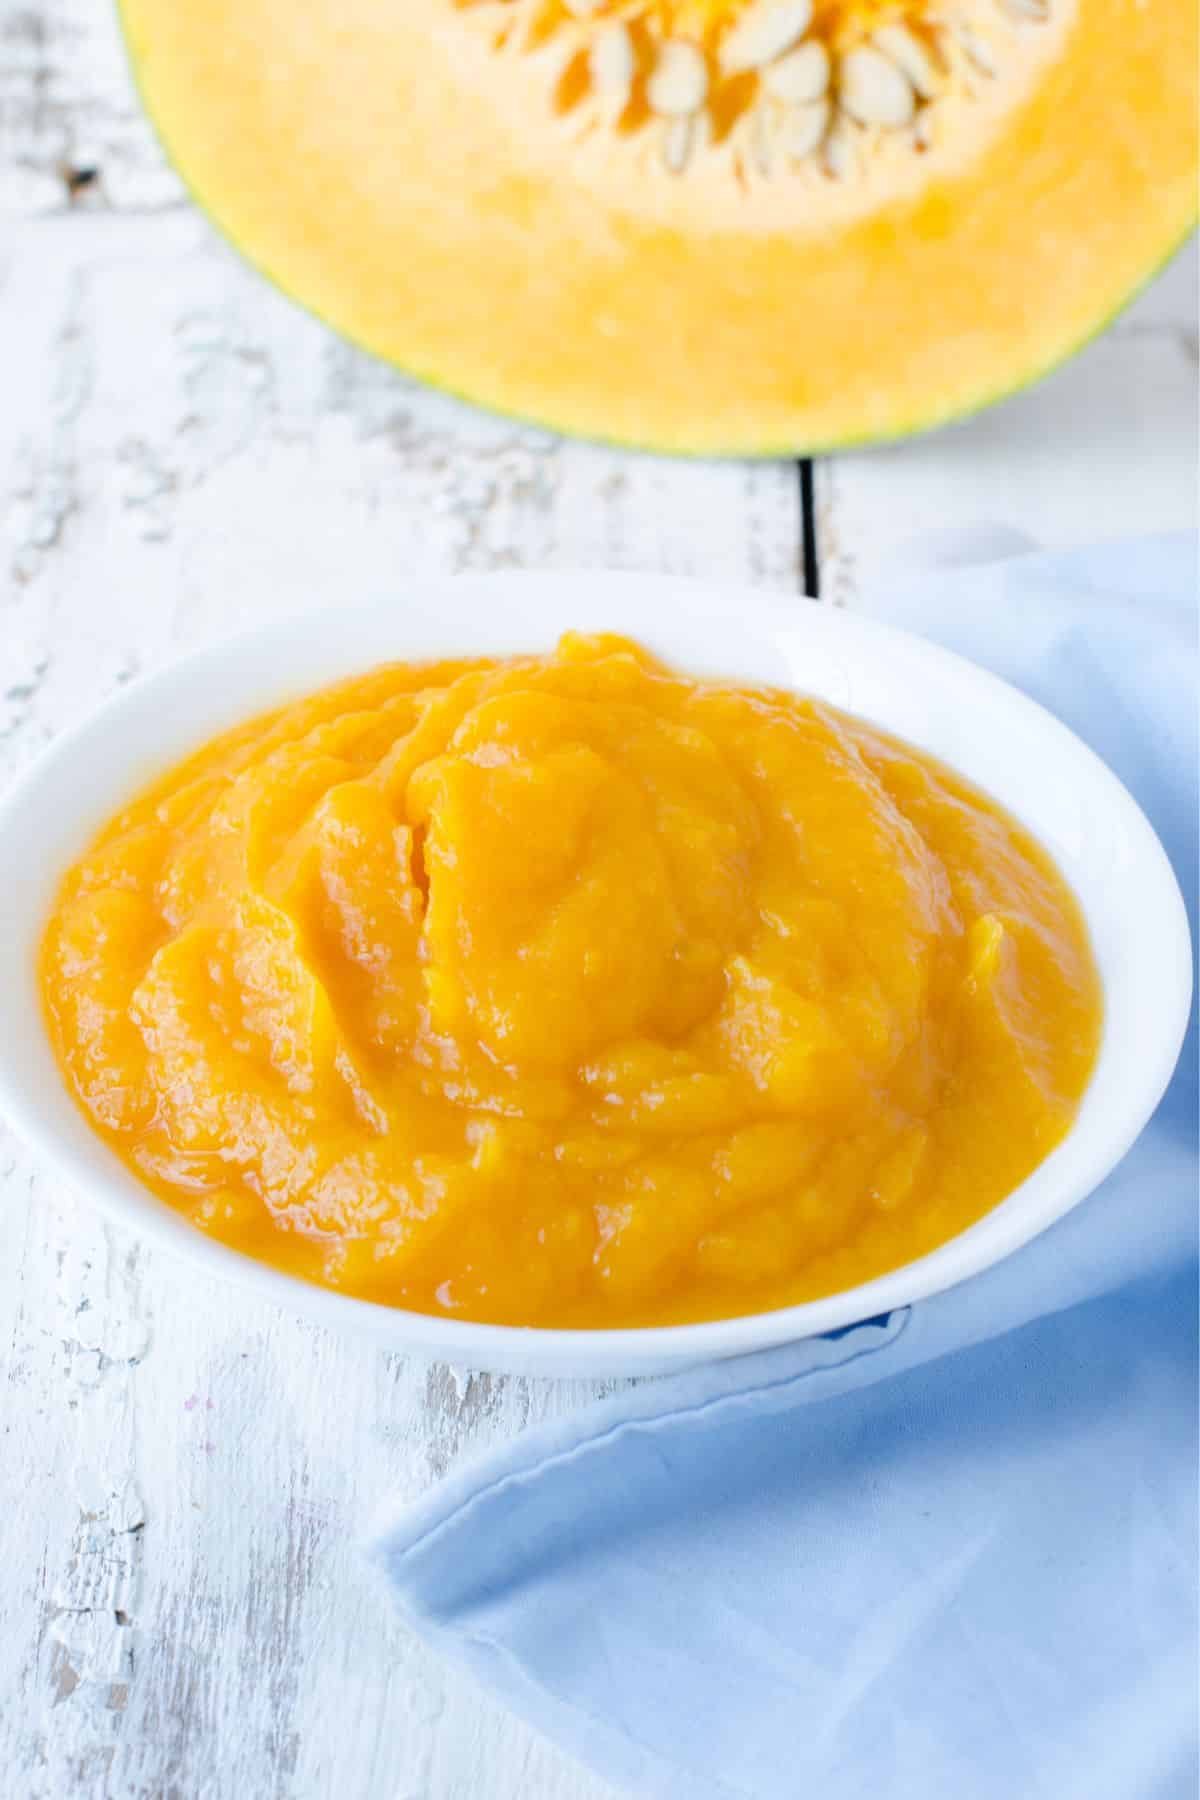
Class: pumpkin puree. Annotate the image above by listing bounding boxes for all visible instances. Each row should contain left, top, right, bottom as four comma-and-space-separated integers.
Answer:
41, 635, 1101, 1327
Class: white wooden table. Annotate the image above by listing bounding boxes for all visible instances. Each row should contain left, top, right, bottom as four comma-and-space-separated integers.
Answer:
1, 6, 1196, 1794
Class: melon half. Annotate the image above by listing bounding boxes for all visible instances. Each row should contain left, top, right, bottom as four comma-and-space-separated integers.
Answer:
119, 0, 1196, 454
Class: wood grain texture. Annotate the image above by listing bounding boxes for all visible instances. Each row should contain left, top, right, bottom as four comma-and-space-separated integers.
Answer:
2, 0, 1196, 1794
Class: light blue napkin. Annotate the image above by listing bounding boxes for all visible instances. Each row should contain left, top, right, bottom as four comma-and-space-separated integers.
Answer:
373, 536, 1198, 1800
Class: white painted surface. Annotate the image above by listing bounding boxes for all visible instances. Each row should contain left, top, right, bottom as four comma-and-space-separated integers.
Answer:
0, 2, 1195, 1794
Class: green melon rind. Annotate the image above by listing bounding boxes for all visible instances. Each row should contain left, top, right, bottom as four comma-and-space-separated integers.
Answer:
115, 0, 1196, 462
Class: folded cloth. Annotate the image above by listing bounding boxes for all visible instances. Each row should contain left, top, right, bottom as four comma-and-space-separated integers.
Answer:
372, 535, 1198, 1800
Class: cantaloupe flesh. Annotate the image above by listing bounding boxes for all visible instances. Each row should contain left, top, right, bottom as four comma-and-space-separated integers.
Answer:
118, 0, 1195, 453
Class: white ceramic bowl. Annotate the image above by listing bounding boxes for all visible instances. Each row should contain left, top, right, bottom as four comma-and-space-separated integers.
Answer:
0, 574, 1190, 1377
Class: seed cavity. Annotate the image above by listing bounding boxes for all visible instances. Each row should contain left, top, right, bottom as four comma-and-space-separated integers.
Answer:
454, 0, 1059, 186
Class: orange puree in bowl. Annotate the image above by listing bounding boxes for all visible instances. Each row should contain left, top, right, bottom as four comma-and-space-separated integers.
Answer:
41, 634, 1102, 1327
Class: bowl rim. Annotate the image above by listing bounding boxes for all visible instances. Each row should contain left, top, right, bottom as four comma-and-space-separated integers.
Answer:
0, 571, 1191, 1374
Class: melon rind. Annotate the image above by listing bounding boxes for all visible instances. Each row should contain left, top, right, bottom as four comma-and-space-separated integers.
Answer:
116, 0, 1197, 455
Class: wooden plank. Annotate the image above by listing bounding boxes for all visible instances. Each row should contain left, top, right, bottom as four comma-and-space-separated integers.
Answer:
815, 240, 1198, 605
0, 203, 800, 1800
0, 0, 180, 214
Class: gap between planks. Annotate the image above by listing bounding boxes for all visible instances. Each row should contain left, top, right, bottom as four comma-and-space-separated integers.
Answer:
798, 458, 821, 599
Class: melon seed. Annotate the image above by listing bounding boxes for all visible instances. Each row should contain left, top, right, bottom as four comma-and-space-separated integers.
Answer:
838, 45, 916, 128
720, 0, 814, 75
662, 115, 692, 171
589, 21, 635, 99
648, 39, 709, 116
953, 20, 1000, 75
749, 105, 774, 174
661, 107, 710, 170
823, 118, 854, 178
563, 0, 606, 14
871, 23, 941, 99
1000, 0, 1049, 19
762, 39, 830, 104
784, 95, 830, 160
